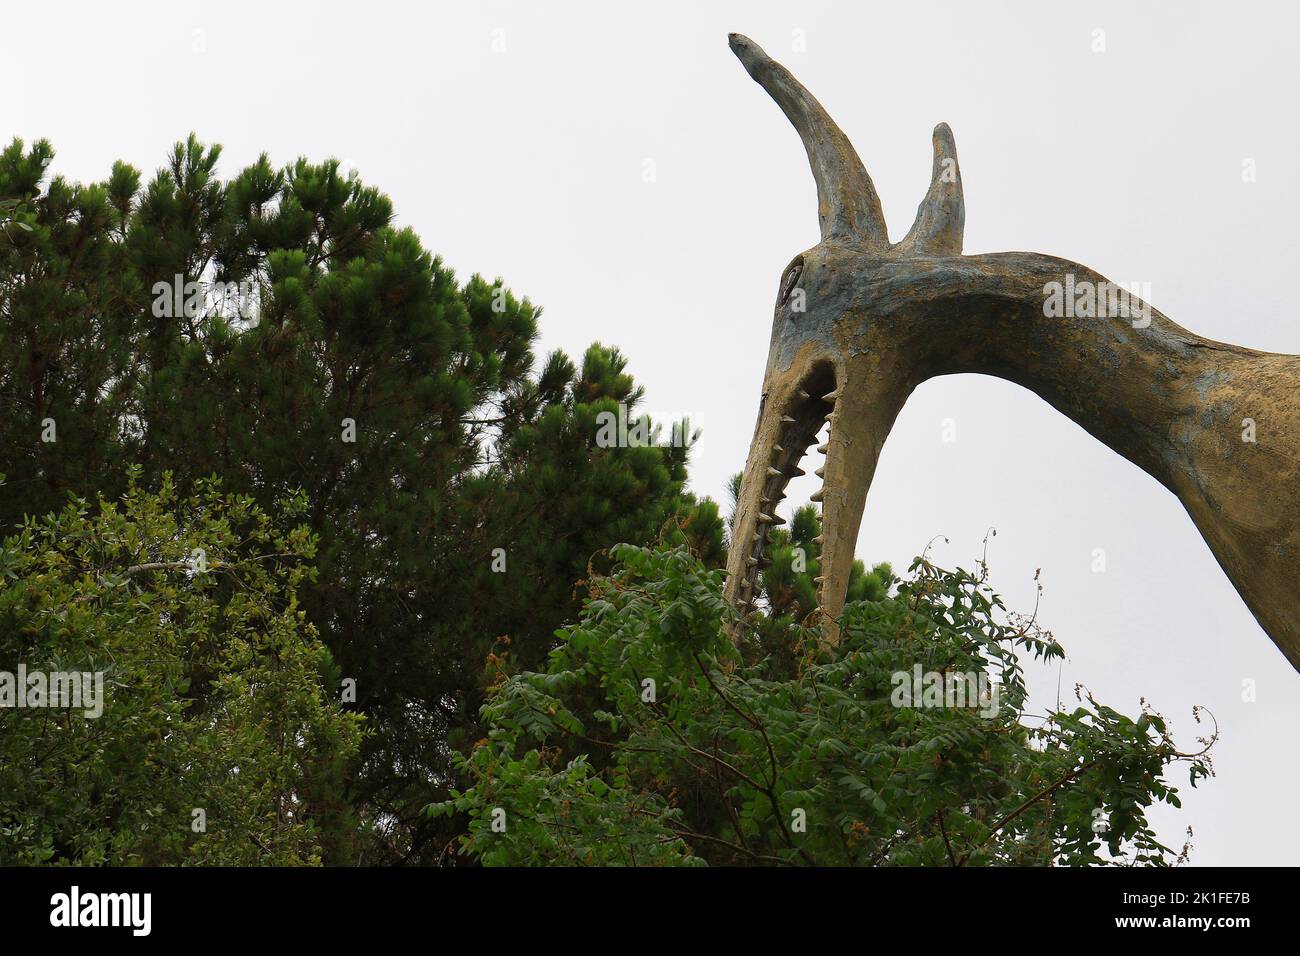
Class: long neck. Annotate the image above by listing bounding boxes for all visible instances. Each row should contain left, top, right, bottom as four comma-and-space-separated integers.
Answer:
885, 251, 1300, 672
901, 252, 1242, 495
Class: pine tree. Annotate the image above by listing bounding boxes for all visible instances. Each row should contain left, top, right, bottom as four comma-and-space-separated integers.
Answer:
0, 136, 722, 863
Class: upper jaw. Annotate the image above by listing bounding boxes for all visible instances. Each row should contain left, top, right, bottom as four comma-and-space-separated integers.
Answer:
726, 353, 843, 632
726, 330, 915, 643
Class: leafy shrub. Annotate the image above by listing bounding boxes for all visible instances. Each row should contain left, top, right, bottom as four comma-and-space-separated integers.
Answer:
432, 541, 1213, 866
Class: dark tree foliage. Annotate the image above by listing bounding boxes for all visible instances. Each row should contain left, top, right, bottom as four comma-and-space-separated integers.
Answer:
0, 137, 720, 863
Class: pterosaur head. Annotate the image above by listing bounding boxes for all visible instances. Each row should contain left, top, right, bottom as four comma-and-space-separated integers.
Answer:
725, 33, 965, 640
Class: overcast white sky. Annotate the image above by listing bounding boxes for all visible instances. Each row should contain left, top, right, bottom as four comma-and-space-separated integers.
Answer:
7, 0, 1299, 865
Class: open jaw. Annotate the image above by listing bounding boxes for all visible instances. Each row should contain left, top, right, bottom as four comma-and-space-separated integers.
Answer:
727, 361, 843, 637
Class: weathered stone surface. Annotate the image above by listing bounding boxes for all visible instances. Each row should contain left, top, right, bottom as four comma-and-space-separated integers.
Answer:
724, 33, 1300, 672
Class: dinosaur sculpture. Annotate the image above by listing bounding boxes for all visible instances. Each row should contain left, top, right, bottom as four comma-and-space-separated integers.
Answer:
723, 33, 1300, 673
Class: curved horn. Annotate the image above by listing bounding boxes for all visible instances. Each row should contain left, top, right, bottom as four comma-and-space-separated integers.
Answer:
728, 33, 889, 251
897, 122, 964, 256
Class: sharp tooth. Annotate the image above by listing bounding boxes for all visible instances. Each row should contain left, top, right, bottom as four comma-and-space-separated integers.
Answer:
768, 514, 786, 526
798, 389, 810, 399
823, 413, 836, 424
817, 443, 829, 454
747, 556, 758, 567
781, 415, 796, 424
814, 576, 825, 585
766, 466, 782, 478
815, 466, 826, 479
823, 389, 841, 401
758, 513, 774, 523
810, 489, 825, 502
773, 444, 785, 454
813, 535, 823, 545
789, 467, 805, 478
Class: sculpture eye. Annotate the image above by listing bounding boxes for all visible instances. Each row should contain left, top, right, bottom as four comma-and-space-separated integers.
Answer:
780, 259, 804, 307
